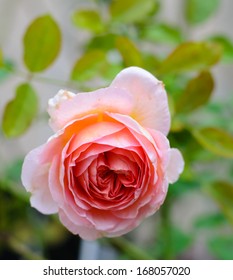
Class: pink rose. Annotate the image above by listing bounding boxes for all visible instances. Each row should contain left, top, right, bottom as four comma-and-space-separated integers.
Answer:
21, 67, 184, 240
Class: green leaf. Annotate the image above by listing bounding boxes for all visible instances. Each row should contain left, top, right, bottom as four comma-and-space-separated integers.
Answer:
141, 23, 183, 44
208, 236, 233, 260
71, 50, 107, 82
169, 129, 203, 163
194, 213, 226, 229
205, 181, 233, 225
71, 10, 105, 33
0, 60, 14, 82
176, 71, 214, 113
168, 228, 193, 258
2, 83, 38, 137
208, 35, 233, 63
0, 48, 3, 66
158, 42, 222, 75
115, 36, 143, 67
143, 53, 161, 74
185, 0, 220, 25
192, 127, 233, 158
87, 34, 117, 51
162, 74, 190, 100
23, 14, 61, 72
87, 33, 116, 51
110, 0, 157, 23
101, 62, 123, 81
169, 179, 200, 198
97, 0, 112, 3
152, 226, 193, 259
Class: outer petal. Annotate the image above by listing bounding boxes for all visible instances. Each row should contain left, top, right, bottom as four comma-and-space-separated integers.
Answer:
59, 209, 103, 240
166, 148, 184, 183
111, 66, 171, 135
48, 87, 133, 131
21, 145, 58, 214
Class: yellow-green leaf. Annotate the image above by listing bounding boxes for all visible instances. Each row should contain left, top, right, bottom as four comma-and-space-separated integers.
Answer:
71, 50, 107, 82
186, 0, 220, 25
158, 42, 222, 75
208, 35, 233, 63
2, 83, 38, 137
0, 48, 3, 67
71, 10, 105, 33
192, 127, 233, 158
115, 36, 143, 67
110, 0, 157, 23
87, 34, 117, 51
141, 23, 183, 44
143, 53, 161, 74
23, 14, 61, 72
176, 71, 214, 113
205, 181, 233, 225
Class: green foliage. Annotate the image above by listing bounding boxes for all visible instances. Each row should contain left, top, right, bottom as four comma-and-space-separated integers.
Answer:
72, 10, 105, 33
0, 178, 29, 203
71, 50, 107, 82
208, 35, 233, 63
165, 227, 193, 258
4, 159, 24, 183
185, 0, 220, 25
175, 71, 214, 114
189, 96, 233, 132
208, 236, 233, 260
141, 23, 183, 44
192, 127, 233, 158
23, 14, 61, 72
115, 36, 143, 67
109, 0, 158, 23
158, 42, 222, 75
205, 181, 233, 225
194, 213, 226, 229
2, 83, 38, 137
0, 48, 3, 66
152, 225, 193, 259
87, 34, 117, 51
168, 179, 200, 198
0, 60, 14, 82
104, 237, 152, 260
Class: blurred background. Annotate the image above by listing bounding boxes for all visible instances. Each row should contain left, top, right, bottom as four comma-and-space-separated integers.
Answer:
0, 0, 233, 260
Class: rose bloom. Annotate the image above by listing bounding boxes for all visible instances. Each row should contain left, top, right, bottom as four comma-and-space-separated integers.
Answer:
21, 67, 184, 240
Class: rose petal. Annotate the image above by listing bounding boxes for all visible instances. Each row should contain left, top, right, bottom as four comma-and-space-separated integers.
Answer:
167, 148, 184, 183
67, 121, 125, 153
107, 112, 158, 164
59, 209, 103, 240
111, 66, 171, 135
147, 128, 171, 171
21, 145, 58, 214
48, 87, 134, 131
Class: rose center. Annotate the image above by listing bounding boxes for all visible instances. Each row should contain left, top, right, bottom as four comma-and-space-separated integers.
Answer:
97, 164, 136, 192
72, 150, 141, 207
